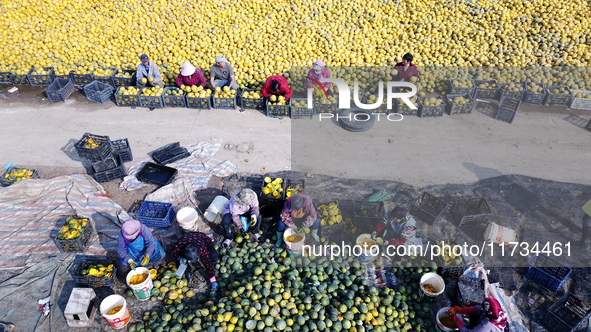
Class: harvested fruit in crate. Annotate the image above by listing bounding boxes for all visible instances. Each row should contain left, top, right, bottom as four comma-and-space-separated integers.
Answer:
94, 68, 114, 76
269, 95, 288, 105
574, 92, 591, 99
318, 202, 343, 226
30, 67, 51, 75
452, 79, 473, 88
183, 85, 212, 98
503, 83, 522, 91
527, 83, 543, 93
165, 87, 184, 96
118, 87, 140, 95
214, 86, 236, 98
80, 263, 114, 278
478, 82, 496, 88
72, 66, 94, 74
366, 94, 387, 104
421, 97, 443, 106
3, 168, 35, 183
316, 95, 337, 104
54, 65, 72, 76
343, 217, 358, 234
292, 100, 307, 107
549, 87, 569, 94
262, 177, 283, 199
141, 86, 164, 96
285, 182, 303, 198
84, 138, 99, 149
57, 216, 89, 240
115, 71, 132, 78
452, 96, 471, 104
243, 90, 261, 99
434, 240, 464, 266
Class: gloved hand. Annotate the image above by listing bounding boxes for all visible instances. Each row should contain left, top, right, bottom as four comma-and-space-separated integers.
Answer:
295, 227, 303, 234
302, 227, 310, 234
141, 254, 150, 266
452, 314, 465, 329
211, 281, 219, 291
371, 232, 377, 239
179, 257, 187, 265
452, 306, 479, 315
251, 215, 258, 227
375, 237, 385, 245
128, 259, 137, 270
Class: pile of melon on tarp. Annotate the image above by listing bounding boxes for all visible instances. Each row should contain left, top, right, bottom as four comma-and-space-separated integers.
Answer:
126, 239, 441, 332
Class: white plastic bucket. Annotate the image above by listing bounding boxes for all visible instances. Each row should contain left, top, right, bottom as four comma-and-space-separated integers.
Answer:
204, 196, 229, 224
284, 228, 305, 256
100, 295, 130, 329
435, 307, 461, 332
484, 222, 518, 245
356, 234, 378, 264
177, 207, 199, 232
420, 272, 445, 299
126, 267, 153, 301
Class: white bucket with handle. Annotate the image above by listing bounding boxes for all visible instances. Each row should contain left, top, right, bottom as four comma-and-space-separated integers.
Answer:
177, 207, 200, 232
435, 307, 461, 332
126, 268, 153, 301
284, 228, 305, 256
204, 196, 229, 224
483, 222, 518, 246
100, 295, 130, 329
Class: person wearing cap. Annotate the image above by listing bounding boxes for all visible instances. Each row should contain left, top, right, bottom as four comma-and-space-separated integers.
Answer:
393, 53, 419, 82
306, 60, 332, 94
175, 61, 207, 88
116, 219, 166, 277
261, 75, 292, 101
221, 188, 262, 247
276, 194, 320, 248
209, 55, 238, 90
372, 206, 417, 247
170, 232, 219, 290
447, 297, 508, 332
136, 54, 164, 88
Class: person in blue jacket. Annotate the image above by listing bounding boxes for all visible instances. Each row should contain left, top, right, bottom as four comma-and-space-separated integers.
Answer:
116, 219, 165, 278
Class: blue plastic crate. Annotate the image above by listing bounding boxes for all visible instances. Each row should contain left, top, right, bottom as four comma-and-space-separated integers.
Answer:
525, 254, 572, 293
137, 201, 175, 228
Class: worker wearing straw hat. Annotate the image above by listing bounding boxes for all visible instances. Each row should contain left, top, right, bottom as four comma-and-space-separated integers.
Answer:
175, 61, 207, 88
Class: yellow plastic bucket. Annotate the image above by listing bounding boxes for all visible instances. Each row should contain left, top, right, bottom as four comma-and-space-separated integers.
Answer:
100, 295, 130, 329
284, 228, 306, 256
126, 267, 153, 301
356, 234, 378, 264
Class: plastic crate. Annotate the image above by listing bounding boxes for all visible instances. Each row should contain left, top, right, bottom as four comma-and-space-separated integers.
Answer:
570, 90, 591, 110
449, 79, 475, 95
10, 71, 30, 85
139, 92, 164, 108
69, 255, 117, 288
314, 95, 338, 114
543, 86, 573, 107
499, 96, 521, 112
0, 69, 12, 84
1, 167, 40, 187
54, 216, 93, 253
409, 192, 447, 226
267, 101, 290, 117
112, 138, 133, 162
162, 87, 187, 108
353, 201, 386, 227
137, 201, 175, 228
93, 68, 117, 85
112, 69, 136, 87
362, 94, 389, 114
115, 86, 140, 107
290, 98, 315, 119
395, 99, 419, 116
186, 95, 212, 109
27, 67, 55, 86
240, 89, 264, 110
71, 69, 95, 86
445, 93, 476, 115
499, 83, 526, 101
92, 155, 126, 183
54, 72, 73, 81
318, 201, 344, 237
284, 179, 305, 199
260, 177, 286, 202
149, 142, 190, 165
74, 133, 114, 162
136, 162, 178, 186
451, 198, 491, 227
458, 276, 486, 306
472, 80, 500, 100
542, 293, 591, 332
418, 96, 445, 118
84, 81, 114, 105
523, 82, 546, 105
45, 78, 76, 102
525, 254, 572, 293
212, 94, 237, 109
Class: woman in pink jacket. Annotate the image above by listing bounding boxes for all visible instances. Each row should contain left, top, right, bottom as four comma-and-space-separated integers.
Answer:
221, 189, 262, 247
306, 60, 332, 93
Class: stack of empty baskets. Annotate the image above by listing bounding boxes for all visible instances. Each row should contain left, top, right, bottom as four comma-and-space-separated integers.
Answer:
74, 133, 133, 183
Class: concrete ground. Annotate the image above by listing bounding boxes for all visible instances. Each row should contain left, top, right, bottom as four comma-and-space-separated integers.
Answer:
0, 85, 590, 189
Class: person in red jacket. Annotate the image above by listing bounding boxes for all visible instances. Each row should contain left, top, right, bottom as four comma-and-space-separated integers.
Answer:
261, 75, 292, 100
175, 61, 207, 88
393, 53, 419, 82
447, 297, 508, 332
